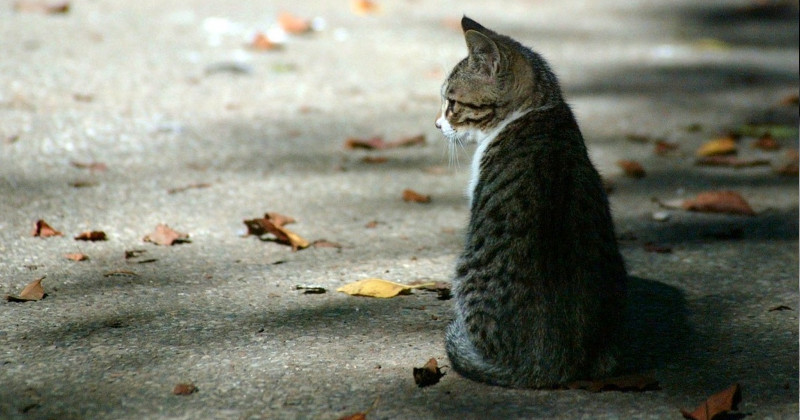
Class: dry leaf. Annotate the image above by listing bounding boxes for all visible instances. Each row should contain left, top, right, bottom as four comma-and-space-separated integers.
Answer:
311, 239, 342, 249
680, 383, 741, 420
337, 278, 431, 298
103, 270, 139, 277
751, 133, 780, 150
362, 156, 388, 164
14, 1, 69, 14
278, 12, 311, 34
654, 140, 680, 155
64, 253, 88, 261
74, 231, 107, 241
172, 383, 198, 395
617, 160, 646, 178
31, 219, 62, 237
643, 242, 672, 254
243, 214, 309, 251
695, 156, 770, 168
364, 220, 379, 228
337, 413, 366, 420
768, 305, 791, 312
408, 280, 452, 300
167, 183, 211, 194
143, 224, 190, 246
682, 191, 755, 216
402, 189, 431, 203
70, 160, 107, 171
696, 136, 737, 157
344, 134, 425, 150
351, 0, 380, 15
6, 276, 46, 302
567, 374, 660, 393
780, 93, 799, 105
413, 358, 445, 387
250, 32, 280, 51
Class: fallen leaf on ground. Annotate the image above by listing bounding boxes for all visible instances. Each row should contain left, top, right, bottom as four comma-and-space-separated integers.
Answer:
6, 276, 46, 302
124, 249, 147, 259
278, 12, 311, 34
64, 253, 88, 261
172, 383, 198, 395
695, 156, 770, 168
167, 183, 211, 194
654, 140, 680, 155
70, 160, 107, 171
682, 191, 755, 216
751, 133, 780, 150
413, 358, 445, 387
643, 242, 673, 254
311, 239, 342, 249
69, 180, 98, 188
402, 189, 431, 203
351, 0, 380, 15
344, 134, 425, 150
364, 220, 380, 228
243, 214, 309, 251
361, 156, 388, 164
249, 32, 281, 51
14, 1, 69, 14
143, 224, 190, 246
31, 219, 62, 237
337, 278, 433, 298
567, 374, 660, 393
75, 231, 107, 241
780, 93, 799, 105
408, 280, 452, 300
337, 396, 380, 420
774, 149, 799, 176
103, 270, 139, 277
295, 285, 327, 294
696, 136, 737, 157
768, 305, 792, 311
680, 383, 741, 420
617, 160, 646, 178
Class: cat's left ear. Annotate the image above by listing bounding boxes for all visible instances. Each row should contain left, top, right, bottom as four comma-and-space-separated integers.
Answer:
465, 30, 500, 79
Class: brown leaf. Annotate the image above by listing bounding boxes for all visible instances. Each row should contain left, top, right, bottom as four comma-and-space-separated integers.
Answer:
6, 276, 46, 302
654, 140, 680, 155
14, 1, 69, 14
337, 413, 366, 420
344, 136, 387, 150
413, 358, 445, 387
351, 0, 380, 15
74, 231, 107, 241
172, 383, 198, 396
680, 383, 741, 420
31, 219, 62, 237
643, 242, 672, 254
250, 32, 281, 51
362, 156, 388, 164
567, 374, 660, 393
617, 160, 646, 178
70, 160, 107, 172
402, 189, 431, 203
751, 133, 780, 150
243, 215, 309, 251
364, 220, 380, 228
408, 280, 452, 300
278, 12, 311, 34
64, 253, 88, 261
143, 224, 190, 246
681, 191, 755, 216
696, 136, 738, 157
780, 93, 799, 105
695, 156, 770, 168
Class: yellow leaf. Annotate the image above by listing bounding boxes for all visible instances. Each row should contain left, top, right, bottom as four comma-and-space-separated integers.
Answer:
337, 278, 432, 298
696, 136, 737, 157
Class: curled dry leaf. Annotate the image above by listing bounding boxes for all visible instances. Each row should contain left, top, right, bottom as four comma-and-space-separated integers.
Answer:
6, 276, 46, 302
680, 383, 741, 420
143, 224, 190, 246
32, 219, 62, 237
402, 189, 431, 203
617, 160, 646, 178
696, 136, 737, 157
75, 231, 107, 241
682, 191, 755, 216
64, 253, 88, 261
344, 134, 425, 150
243, 214, 309, 251
278, 12, 311, 34
172, 383, 198, 396
413, 358, 445, 388
567, 374, 660, 393
337, 278, 432, 298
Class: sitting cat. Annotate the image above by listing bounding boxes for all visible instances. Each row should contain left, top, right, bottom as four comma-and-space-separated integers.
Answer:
435, 16, 627, 388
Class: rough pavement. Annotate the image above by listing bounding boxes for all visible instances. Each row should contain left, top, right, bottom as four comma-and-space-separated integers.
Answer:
1, 0, 798, 419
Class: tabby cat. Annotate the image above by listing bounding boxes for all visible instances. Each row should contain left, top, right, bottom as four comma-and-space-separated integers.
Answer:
435, 17, 627, 388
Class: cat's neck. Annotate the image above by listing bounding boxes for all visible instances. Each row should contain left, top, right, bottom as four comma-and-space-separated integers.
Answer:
467, 108, 532, 204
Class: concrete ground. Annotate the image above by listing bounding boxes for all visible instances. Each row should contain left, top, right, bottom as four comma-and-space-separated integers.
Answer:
1, 0, 797, 418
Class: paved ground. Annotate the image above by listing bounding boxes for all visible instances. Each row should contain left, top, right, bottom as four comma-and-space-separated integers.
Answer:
1, 0, 798, 419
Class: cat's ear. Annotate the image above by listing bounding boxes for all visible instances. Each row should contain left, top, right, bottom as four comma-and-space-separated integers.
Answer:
465, 30, 500, 78
461, 16, 486, 33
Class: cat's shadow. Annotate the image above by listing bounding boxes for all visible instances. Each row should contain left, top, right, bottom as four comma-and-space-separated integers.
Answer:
619, 276, 692, 373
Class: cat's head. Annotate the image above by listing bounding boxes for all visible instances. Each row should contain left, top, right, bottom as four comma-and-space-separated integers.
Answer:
435, 16, 558, 143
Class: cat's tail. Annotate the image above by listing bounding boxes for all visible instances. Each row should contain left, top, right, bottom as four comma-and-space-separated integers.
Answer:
445, 316, 519, 388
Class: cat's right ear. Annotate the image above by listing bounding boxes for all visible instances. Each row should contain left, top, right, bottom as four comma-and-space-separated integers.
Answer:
465, 30, 500, 79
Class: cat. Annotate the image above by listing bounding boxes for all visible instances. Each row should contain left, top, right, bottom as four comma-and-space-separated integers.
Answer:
435, 16, 627, 388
